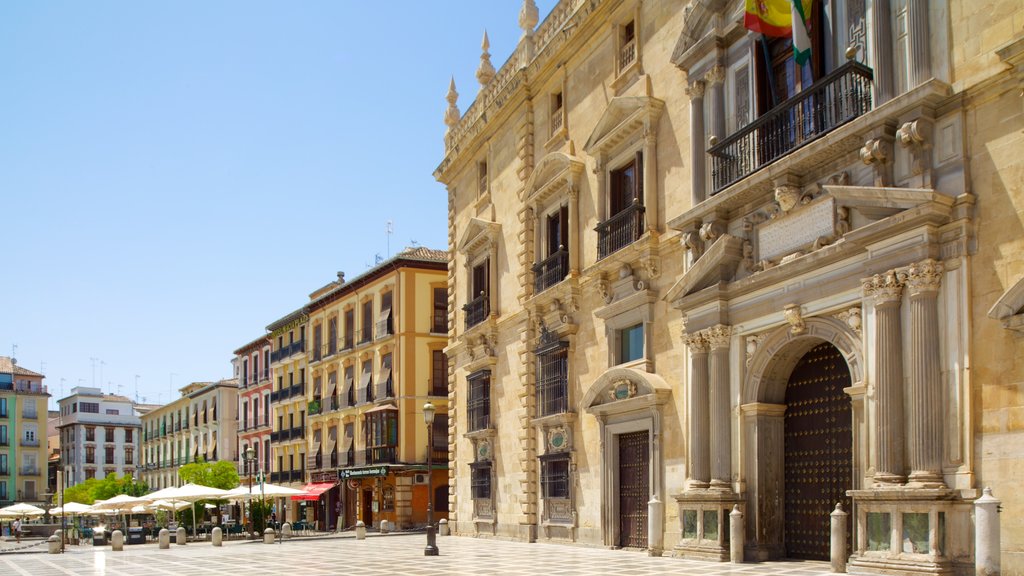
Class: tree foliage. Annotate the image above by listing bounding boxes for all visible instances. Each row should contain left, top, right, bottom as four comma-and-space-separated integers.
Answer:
177, 459, 239, 490
57, 474, 149, 505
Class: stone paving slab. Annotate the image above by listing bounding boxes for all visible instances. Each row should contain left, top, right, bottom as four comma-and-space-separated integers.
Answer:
0, 532, 834, 576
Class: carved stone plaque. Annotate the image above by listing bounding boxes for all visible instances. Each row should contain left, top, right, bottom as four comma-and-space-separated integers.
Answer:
757, 197, 835, 261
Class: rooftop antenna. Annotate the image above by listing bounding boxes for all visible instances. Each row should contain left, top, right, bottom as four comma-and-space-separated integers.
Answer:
375, 253, 383, 265
89, 357, 98, 386
386, 220, 394, 258
10, 344, 16, 364
100, 360, 106, 392
134, 375, 141, 403
410, 239, 419, 247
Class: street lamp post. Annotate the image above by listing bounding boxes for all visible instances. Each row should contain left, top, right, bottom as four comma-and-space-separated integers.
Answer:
423, 402, 438, 556
244, 447, 255, 537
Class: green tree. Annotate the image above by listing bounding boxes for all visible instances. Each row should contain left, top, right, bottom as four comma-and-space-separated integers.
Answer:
55, 474, 149, 506
176, 459, 240, 526
178, 459, 239, 490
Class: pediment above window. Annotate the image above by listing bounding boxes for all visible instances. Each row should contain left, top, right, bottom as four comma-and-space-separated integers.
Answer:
582, 367, 670, 417
457, 217, 501, 255
989, 275, 1024, 333
665, 233, 744, 304
521, 149, 585, 205
669, 0, 727, 71
583, 96, 664, 157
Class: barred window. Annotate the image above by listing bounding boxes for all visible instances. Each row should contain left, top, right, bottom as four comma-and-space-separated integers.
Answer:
382, 485, 395, 511
467, 370, 491, 432
540, 454, 570, 499
471, 462, 492, 499
535, 339, 568, 417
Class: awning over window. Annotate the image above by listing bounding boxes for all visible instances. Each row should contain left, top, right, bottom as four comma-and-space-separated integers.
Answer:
327, 371, 338, 397
291, 482, 337, 501
326, 426, 337, 454
341, 369, 354, 399
359, 364, 372, 395
341, 426, 354, 452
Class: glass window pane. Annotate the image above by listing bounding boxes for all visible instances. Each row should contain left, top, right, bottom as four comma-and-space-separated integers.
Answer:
703, 509, 718, 541
682, 509, 698, 539
902, 512, 929, 553
867, 512, 891, 551
619, 323, 643, 363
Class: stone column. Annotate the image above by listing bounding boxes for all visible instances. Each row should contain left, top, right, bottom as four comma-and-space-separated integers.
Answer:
863, 270, 907, 484
567, 182, 579, 275
706, 325, 732, 490
907, 0, 931, 87
643, 127, 658, 233
685, 332, 710, 489
906, 259, 944, 486
706, 65, 726, 147
870, 0, 894, 104
686, 80, 706, 206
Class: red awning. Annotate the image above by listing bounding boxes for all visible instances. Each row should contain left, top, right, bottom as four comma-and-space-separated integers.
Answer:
291, 482, 337, 501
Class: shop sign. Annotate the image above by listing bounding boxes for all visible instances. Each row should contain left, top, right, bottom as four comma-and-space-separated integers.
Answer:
339, 466, 388, 479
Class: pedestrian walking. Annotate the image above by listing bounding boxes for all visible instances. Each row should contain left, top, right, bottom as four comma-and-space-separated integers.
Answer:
12, 518, 21, 543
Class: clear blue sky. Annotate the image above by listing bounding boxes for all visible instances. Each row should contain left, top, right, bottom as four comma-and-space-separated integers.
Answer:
0, 1, 556, 409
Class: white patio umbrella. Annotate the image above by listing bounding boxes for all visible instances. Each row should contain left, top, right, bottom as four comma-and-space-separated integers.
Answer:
223, 483, 304, 500
90, 494, 153, 532
0, 503, 46, 517
146, 484, 228, 539
48, 502, 93, 516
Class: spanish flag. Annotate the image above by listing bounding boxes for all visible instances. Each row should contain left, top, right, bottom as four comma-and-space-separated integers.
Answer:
745, 0, 813, 65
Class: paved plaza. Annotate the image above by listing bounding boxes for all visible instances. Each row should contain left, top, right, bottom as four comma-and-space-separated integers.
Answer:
0, 533, 835, 576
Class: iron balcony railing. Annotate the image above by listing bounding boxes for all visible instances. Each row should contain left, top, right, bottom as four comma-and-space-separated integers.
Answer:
533, 248, 569, 293
366, 446, 397, 464
709, 60, 873, 194
596, 200, 645, 260
463, 292, 489, 329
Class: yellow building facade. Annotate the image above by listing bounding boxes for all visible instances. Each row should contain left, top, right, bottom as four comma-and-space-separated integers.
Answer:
301, 247, 449, 531
267, 308, 309, 523
438, 0, 1023, 573
0, 357, 49, 507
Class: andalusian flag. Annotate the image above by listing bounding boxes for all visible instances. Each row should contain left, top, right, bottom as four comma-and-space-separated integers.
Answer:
745, 0, 813, 65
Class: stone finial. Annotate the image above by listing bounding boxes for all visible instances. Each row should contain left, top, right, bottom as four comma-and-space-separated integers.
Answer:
476, 30, 496, 88
519, 0, 539, 36
444, 77, 460, 131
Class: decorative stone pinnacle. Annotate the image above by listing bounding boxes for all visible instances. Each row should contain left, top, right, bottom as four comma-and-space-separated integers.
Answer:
476, 30, 496, 88
444, 77, 460, 130
519, 0, 538, 35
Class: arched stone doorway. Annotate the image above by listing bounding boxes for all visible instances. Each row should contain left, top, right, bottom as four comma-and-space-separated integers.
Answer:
782, 341, 852, 560
741, 316, 863, 561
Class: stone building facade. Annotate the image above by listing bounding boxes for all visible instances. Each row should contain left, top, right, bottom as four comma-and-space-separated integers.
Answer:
57, 387, 139, 487
233, 336, 272, 481
437, 0, 1023, 573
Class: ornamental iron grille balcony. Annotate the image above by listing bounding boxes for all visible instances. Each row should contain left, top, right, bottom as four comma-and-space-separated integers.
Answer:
535, 329, 569, 417
467, 370, 491, 432
709, 60, 873, 194
533, 248, 569, 293
463, 292, 489, 329
596, 200, 645, 260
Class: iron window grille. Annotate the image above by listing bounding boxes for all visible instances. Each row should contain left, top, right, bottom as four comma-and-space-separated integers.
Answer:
467, 370, 491, 432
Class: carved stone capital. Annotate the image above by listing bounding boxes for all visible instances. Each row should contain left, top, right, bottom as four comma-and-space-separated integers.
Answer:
685, 79, 706, 99
683, 332, 709, 354
705, 64, 726, 86
906, 258, 943, 295
704, 325, 732, 350
862, 270, 908, 304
